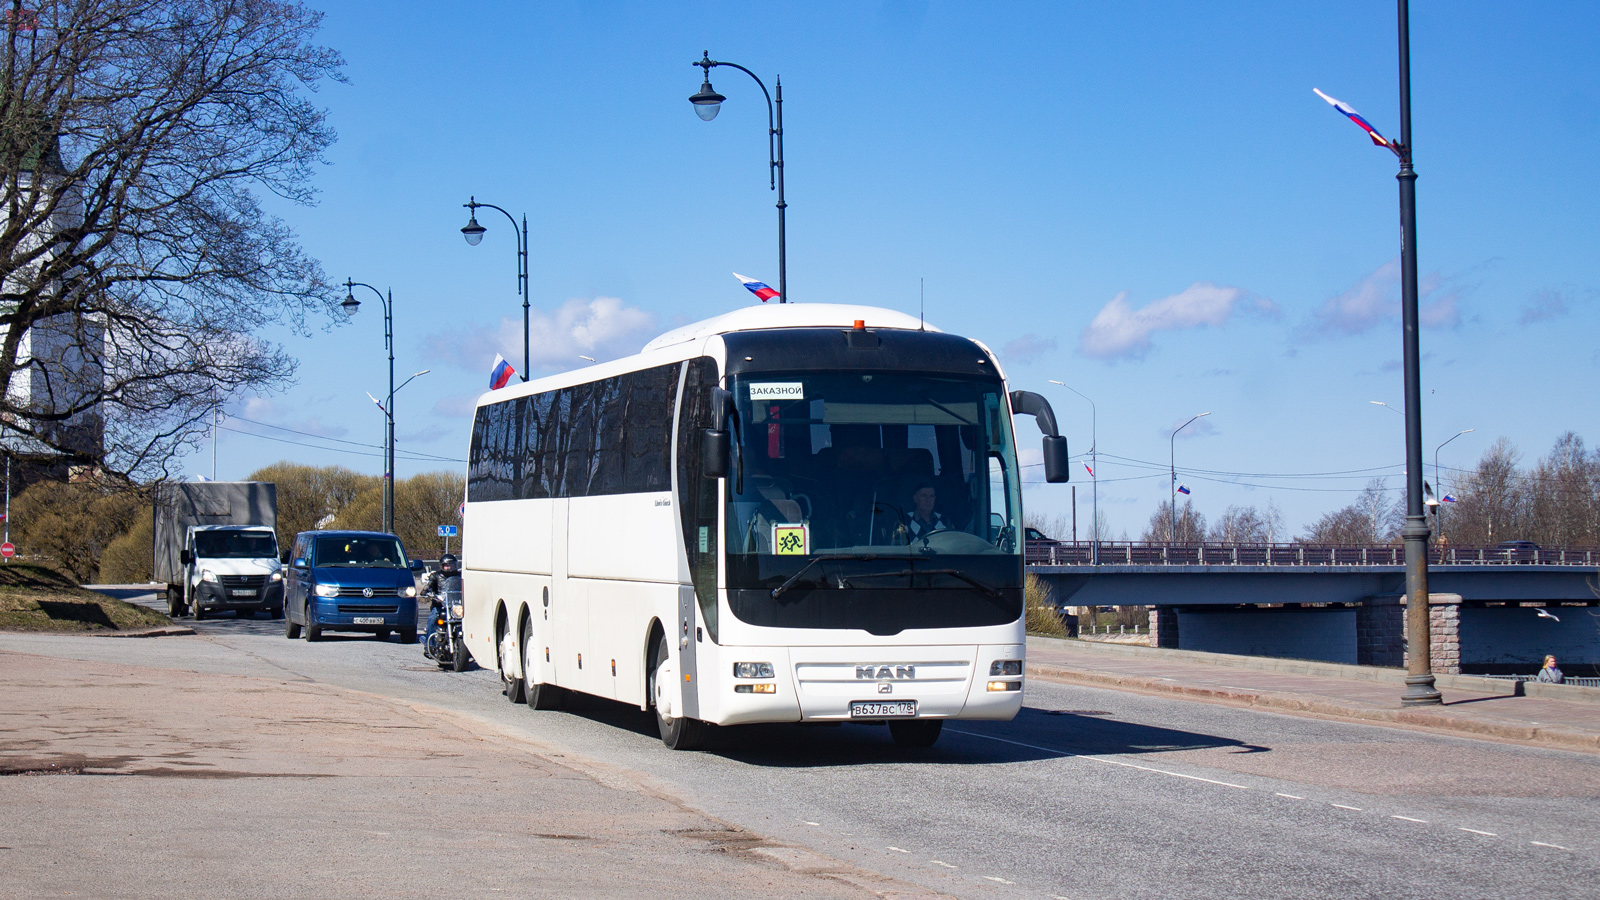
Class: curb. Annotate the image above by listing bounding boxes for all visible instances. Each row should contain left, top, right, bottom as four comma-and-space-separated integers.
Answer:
1026, 661, 1600, 754
92, 625, 196, 638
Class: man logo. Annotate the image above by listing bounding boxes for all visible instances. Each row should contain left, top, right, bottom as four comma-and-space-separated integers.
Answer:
856, 665, 914, 680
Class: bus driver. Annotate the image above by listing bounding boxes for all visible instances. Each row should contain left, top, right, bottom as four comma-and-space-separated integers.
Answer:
906, 481, 951, 539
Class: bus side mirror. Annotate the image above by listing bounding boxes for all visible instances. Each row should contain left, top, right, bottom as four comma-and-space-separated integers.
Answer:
701, 386, 734, 479
1042, 435, 1070, 484
1010, 390, 1071, 484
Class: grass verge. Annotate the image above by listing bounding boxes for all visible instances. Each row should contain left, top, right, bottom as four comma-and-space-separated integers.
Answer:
0, 564, 171, 632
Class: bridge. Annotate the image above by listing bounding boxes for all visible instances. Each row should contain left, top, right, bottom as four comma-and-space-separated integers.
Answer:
1023, 542, 1599, 676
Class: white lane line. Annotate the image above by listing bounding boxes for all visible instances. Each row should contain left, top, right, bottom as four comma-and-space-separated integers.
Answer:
804, 821, 820, 826
984, 876, 1017, 884
1459, 828, 1497, 837
1531, 841, 1571, 851
1331, 804, 1363, 811
948, 729, 1249, 790
888, 846, 909, 853
1275, 793, 1305, 800
931, 860, 958, 869
1391, 815, 1428, 824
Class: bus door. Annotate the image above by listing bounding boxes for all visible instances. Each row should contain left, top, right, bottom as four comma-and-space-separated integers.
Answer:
550, 497, 587, 690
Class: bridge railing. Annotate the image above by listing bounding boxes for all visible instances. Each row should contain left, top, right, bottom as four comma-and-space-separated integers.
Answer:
1025, 541, 1600, 567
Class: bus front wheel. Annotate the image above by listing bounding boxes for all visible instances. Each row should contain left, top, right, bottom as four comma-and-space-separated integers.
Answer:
651, 631, 707, 751
498, 619, 526, 704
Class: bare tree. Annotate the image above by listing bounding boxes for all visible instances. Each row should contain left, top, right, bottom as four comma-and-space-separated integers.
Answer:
1446, 439, 1529, 545
1525, 432, 1599, 546
1300, 479, 1397, 544
0, 1, 344, 480
1142, 500, 1205, 542
1208, 502, 1283, 543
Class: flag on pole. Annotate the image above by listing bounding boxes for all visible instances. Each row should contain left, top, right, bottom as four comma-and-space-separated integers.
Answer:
1313, 88, 1393, 148
1442, 494, 1458, 503
734, 272, 781, 302
489, 354, 516, 390
1176, 484, 1191, 495
1083, 461, 1094, 476
365, 391, 388, 415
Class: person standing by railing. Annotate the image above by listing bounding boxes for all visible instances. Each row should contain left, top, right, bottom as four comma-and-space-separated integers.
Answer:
1537, 655, 1565, 684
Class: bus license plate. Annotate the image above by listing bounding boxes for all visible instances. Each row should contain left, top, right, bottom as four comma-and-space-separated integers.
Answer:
230, 589, 256, 597
353, 617, 385, 625
850, 700, 917, 719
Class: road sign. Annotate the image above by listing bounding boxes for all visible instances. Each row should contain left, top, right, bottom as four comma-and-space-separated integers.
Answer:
1, 542, 14, 558
437, 525, 458, 537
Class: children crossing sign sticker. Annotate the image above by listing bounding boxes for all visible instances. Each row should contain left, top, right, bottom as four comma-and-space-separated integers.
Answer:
772, 523, 808, 555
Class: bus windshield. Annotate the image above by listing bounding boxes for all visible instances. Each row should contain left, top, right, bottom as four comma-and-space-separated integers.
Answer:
722, 371, 1023, 632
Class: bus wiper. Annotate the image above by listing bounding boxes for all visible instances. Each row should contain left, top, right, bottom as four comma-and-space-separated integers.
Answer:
845, 568, 1005, 602
770, 553, 890, 600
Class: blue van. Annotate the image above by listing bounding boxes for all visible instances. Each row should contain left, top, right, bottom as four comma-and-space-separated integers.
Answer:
283, 530, 424, 643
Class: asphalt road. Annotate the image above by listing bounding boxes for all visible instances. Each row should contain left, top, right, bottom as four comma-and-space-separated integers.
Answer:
6, 589, 1597, 900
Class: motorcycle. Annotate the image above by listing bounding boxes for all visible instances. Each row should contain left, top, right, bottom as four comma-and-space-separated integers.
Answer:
422, 575, 472, 671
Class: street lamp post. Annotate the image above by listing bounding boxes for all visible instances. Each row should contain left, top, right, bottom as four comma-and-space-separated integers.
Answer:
460, 197, 530, 380
342, 280, 398, 534
689, 51, 786, 302
1169, 412, 1211, 541
1050, 380, 1097, 564
1433, 428, 1474, 545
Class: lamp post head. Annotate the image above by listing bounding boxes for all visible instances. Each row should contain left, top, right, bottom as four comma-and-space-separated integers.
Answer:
690, 81, 725, 121
340, 282, 360, 317
461, 214, 486, 246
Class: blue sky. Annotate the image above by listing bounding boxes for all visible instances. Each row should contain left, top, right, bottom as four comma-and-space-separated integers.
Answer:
212, 0, 1600, 540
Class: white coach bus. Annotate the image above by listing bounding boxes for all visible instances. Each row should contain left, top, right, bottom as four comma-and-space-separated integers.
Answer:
460, 303, 1070, 749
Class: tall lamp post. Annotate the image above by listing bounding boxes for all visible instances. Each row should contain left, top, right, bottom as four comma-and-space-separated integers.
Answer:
342, 280, 400, 534
1433, 428, 1474, 545
1319, 0, 1438, 705
1049, 380, 1098, 563
689, 51, 787, 302
460, 197, 530, 380
1169, 412, 1211, 541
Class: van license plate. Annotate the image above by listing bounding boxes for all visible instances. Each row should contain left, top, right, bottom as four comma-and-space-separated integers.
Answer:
230, 589, 256, 597
353, 617, 385, 625
850, 701, 917, 718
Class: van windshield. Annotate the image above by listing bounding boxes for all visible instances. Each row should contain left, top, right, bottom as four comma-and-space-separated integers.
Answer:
193, 530, 278, 559
314, 536, 407, 568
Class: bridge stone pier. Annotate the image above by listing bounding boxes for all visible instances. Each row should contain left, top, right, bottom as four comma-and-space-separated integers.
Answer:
1029, 564, 1598, 676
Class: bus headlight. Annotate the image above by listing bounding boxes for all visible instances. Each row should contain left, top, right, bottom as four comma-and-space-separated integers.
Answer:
989, 660, 1022, 677
735, 683, 777, 694
314, 583, 340, 598
733, 662, 775, 679
987, 680, 1022, 692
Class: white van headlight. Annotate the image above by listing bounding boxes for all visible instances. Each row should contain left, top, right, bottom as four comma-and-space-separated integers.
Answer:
200, 570, 218, 583
269, 571, 283, 582
314, 583, 340, 597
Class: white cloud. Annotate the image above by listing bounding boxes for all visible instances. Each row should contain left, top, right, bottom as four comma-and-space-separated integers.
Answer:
423, 296, 657, 374
1305, 258, 1461, 337
1001, 333, 1057, 365
1079, 282, 1275, 360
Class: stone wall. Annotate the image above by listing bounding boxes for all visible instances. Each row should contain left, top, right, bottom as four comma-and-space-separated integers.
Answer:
1149, 606, 1180, 648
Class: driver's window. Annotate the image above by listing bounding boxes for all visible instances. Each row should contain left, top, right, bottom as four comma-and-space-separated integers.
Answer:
988, 455, 1009, 545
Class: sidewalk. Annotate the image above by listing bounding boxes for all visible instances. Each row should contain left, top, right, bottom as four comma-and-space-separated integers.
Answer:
0, 648, 946, 900
1026, 635, 1600, 753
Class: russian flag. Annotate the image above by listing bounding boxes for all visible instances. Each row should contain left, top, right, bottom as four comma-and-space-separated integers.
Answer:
489, 354, 516, 390
1442, 494, 1458, 503
1177, 484, 1191, 495
1083, 461, 1094, 476
1313, 88, 1392, 148
734, 272, 780, 302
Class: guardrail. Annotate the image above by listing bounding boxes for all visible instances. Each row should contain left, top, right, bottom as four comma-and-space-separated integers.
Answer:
1025, 541, 1600, 567
1482, 674, 1600, 688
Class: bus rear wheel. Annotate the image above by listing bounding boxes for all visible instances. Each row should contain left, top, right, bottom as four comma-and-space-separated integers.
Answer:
889, 719, 943, 748
651, 631, 707, 751
521, 617, 562, 708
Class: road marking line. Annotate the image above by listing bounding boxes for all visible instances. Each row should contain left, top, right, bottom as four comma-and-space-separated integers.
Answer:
804, 821, 820, 826
888, 846, 909, 853
1275, 793, 1305, 800
1459, 828, 1496, 836
1331, 804, 1362, 811
1391, 815, 1428, 823
1531, 841, 1571, 851
947, 729, 1249, 790
932, 860, 957, 869
984, 876, 1017, 884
